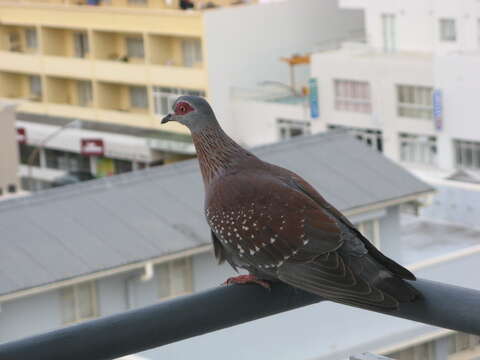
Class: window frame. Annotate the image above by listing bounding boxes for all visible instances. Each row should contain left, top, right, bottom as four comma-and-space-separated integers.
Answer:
156, 257, 193, 301
60, 281, 98, 325
129, 86, 148, 109
454, 139, 480, 170
397, 85, 433, 120
25, 28, 38, 50
125, 36, 145, 59
439, 18, 457, 42
334, 79, 371, 113
28, 75, 42, 100
399, 133, 437, 166
356, 219, 380, 248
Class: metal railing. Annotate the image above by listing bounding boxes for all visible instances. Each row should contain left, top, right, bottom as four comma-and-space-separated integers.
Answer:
0, 278, 479, 360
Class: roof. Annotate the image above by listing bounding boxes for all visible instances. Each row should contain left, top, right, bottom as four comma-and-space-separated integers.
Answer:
0, 131, 432, 296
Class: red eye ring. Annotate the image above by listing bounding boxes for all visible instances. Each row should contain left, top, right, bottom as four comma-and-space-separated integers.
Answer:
174, 101, 193, 115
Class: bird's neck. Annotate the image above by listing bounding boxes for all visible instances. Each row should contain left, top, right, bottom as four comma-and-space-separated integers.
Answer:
192, 126, 254, 186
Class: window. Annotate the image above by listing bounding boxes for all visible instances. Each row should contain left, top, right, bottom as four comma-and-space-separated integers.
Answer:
157, 258, 193, 300
126, 37, 144, 59
277, 119, 311, 140
129, 86, 148, 109
382, 13, 396, 52
387, 342, 435, 360
399, 133, 437, 166
25, 28, 38, 50
8, 31, 20, 52
153, 87, 205, 115
73, 32, 89, 58
128, 0, 147, 4
182, 38, 202, 67
77, 81, 93, 107
356, 220, 380, 248
113, 159, 133, 174
29, 75, 42, 101
328, 125, 383, 152
448, 333, 480, 354
45, 149, 90, 172
19, 144, 40, 166
397, 85, 433, 119
61, 282, 98, 324
334, 79, 371, 113
7, 184, 16, 193
439, 18, 456, 42
454, 139, 480, 170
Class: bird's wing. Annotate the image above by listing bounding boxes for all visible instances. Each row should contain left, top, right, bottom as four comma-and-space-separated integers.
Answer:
287, 173, 415, 280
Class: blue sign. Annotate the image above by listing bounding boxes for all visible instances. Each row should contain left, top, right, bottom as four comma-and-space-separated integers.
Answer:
433, 89, 442, 131
309, 78, 319, 119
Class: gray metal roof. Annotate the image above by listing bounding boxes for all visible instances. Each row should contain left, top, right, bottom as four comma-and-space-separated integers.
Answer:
0, 131, 432, 296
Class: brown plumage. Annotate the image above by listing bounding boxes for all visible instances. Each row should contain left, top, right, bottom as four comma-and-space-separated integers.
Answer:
162, 95, 420, 311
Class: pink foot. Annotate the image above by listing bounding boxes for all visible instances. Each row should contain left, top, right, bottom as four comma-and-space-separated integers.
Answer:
222, 275, 271, 290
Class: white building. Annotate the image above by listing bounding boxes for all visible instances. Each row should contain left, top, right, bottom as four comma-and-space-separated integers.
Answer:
233, 0, 480, 180
311, 0, 480, 176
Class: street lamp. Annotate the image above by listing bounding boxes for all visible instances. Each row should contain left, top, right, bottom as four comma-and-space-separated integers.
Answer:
27, 119, 82, 191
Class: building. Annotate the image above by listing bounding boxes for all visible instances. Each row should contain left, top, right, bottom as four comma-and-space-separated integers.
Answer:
0, 0, 362, 189
0, 102, 21, 197
233, 0, 480, 182
310, 0, 480, 177
9, 132, 480, 360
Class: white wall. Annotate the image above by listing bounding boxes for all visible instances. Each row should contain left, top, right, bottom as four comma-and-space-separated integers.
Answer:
204, 0, 363, 135
231, 97, 311, 147
311, 49, 435, 164
343, 0, 480, 54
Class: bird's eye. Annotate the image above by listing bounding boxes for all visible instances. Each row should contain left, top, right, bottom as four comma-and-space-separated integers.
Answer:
175, 101, 193, 115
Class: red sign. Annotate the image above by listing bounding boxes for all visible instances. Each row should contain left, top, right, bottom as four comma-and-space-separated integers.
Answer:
81, 138, 104, 156
17, 128, 27, 144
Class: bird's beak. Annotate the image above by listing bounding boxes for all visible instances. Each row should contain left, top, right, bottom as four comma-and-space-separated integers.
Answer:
161, 113, 173, 124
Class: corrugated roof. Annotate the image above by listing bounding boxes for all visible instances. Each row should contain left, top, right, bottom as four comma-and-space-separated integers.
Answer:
0, 131, 432, 296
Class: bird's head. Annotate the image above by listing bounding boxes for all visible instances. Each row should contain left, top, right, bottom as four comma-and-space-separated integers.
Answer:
161, 95, 218, 133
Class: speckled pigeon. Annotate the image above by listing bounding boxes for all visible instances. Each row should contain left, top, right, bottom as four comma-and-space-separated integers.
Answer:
161, 96, 420, 311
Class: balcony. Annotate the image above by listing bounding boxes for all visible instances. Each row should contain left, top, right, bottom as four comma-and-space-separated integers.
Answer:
0, 71, 43, 102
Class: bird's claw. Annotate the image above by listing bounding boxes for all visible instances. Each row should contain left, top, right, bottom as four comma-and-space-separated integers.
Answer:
222, 275, 271, 290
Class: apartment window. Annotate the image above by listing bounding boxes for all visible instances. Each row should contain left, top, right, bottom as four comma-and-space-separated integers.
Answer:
19, 144, 40, 166
8, 32, 20, 52
382, 13, 396, 52
397, 85, 433, 119
61, 282, 97, 324
334, 79, 371, 113
387, 342, 436, 360
356, 220, 380, 248
126, 37, 145, 59
45, 149, 90, 172
77, 81, 93, 107
7, 184, 16, 193
129, 86, 148, 109
73, 32, 89, 58
439, 18, 456, 42
454, 139, 480, 170
277, 119, 311, 140
328, 125, 383, 152
182, 38, 202, 67
29, 75, 42, 100
153, 87, 205, 115
128, 0, 147, 4
25, 28, 38, 50
157, 258, 193, 300
448, 333, 480, 354
399, 133, 437, 166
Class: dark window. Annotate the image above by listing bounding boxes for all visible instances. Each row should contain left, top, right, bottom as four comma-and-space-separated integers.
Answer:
45, 149, 90, 172
19, 144, 40, 166
7, 184, 16, 193
114, 159, 133, 174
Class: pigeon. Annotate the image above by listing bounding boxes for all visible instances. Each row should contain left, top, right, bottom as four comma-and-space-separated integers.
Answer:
161, 95, 420, 311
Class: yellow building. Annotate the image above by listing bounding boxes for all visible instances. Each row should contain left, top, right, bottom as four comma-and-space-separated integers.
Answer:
0, 0, 361, 189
